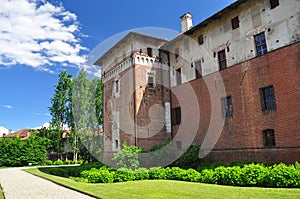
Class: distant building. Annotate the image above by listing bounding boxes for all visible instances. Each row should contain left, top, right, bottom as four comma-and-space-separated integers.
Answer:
95, 0, 300, 163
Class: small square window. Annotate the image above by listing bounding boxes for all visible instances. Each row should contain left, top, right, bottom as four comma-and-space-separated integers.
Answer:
254, 32, 268, 56
270, 0, 279, 9
260, 85, 276, 111
218, 49, 227, 70
263, 129, 276, 147
231, 16, 239, 30
172, 107, 181, 125
198, 35, 204, 45
221, 96, 233, 117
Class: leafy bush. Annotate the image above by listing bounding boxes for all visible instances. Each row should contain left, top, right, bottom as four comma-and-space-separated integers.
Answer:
182, 169, 201, 182
0, 134, 49, 167
266, 164, 300, 187
53, 160, 64, 165
199, 169, 217, 184
64, 160, 73, 165
240, 164, 268, 186
48, 167, 66, 177
44, 160, 53, 165
214, 166, 243, 186
134, 168, 149, 180
114, 168, 135, 182
80, 167, 114, 183
113, 143, 142, 170
149, 167, 167, 180
174, 145, 202, 169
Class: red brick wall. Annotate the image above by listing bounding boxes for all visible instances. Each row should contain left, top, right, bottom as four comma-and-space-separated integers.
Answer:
171, 42, 300, 163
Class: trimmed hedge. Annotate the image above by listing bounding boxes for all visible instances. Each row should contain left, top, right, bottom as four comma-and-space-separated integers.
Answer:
45, 162, 300, 188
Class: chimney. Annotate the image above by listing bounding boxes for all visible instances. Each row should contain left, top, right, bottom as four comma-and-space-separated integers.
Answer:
180, 12, 193, 33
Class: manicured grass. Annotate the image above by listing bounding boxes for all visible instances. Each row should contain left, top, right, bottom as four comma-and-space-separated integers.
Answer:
25, 168, 300, 199
0, 184, 4, 199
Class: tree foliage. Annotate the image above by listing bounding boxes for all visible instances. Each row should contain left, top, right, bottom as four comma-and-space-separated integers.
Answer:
0, 134, 49, 166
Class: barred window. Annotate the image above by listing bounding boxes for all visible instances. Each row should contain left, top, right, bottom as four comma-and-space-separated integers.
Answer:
260, 85, 276, 111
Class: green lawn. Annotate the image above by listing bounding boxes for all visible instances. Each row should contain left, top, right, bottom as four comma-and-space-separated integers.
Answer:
0, 184, 4, 199
25, 168, 300, 199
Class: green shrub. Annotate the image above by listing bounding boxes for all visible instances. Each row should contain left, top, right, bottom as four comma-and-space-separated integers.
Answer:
149, 167, 167, 180
165, 167, 186, 181
182, 169, 201, 182
266, 164, 300, 188
80, 167, 114, 183
44, 160, 53, 165
113, 143, 143, 170
240, 164, 268, 186
114, 168, 135, 182
48, 167, 66, 177
64, 160, 73, 165
174, 145, 201, 169
199, 169, 217, 184
53, 160, 64, 165
214, 166, 243, 186
134, 168, 149, 181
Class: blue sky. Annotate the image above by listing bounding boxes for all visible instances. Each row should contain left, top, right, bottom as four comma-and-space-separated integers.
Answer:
0, 0, 236, 134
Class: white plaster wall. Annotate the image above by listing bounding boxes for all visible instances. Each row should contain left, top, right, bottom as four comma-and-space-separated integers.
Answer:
169, 0, 300, 87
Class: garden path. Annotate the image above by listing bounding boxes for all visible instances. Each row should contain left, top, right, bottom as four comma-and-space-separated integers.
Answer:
0, 167, 95, 199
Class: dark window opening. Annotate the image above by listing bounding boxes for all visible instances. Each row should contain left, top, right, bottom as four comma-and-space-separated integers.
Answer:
175, 48, 179, 61
260, 85, 276, 111
195, 60, 202, 79
198, 35, 204, 45
115, 80, 119, 93
270, 0, 279, 9
147, 48, 153, 57
231, 16, 240, 30
172, 107, 181, 125
147, 72, 155, 89
263, 129, 276, 147
176, 141, 182, 150
255, 32, 268, 56
176, 68, 182, 85
221, 96, 233, 117
115, 140, 119, 149
218, 49, 227, 70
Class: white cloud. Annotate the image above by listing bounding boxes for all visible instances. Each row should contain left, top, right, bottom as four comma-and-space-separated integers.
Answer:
0, 0, 87, 70
34, 122, 50, 130
1, 104, 13, 109
0, 126, 12, 137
